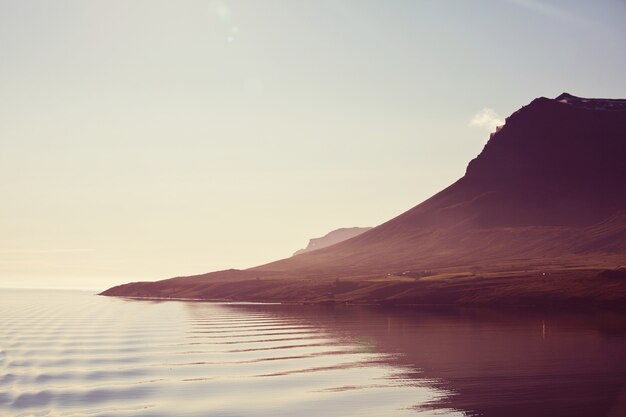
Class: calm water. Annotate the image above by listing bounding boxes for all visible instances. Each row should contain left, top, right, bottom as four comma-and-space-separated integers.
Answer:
1, 290, 625, 417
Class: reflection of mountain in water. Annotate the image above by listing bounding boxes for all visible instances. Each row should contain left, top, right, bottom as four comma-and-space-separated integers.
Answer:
8, 290, 623, 416
226, 303, 626, 417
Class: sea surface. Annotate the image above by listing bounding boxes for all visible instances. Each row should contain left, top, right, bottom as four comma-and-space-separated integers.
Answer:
1, 290, 625, 417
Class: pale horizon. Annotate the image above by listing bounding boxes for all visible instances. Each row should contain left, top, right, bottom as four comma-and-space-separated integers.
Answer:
2, 0, 625, 290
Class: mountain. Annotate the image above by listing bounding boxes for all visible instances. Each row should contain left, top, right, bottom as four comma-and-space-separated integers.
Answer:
251, 93, 626, 276
293, 227, 372, 256
102, 93, 626, 306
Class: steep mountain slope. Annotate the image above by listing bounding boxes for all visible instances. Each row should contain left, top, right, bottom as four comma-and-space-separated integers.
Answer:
102, 94, 626, 305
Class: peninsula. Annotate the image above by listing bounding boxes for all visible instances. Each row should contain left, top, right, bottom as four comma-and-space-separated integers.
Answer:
102, 94, 626, 307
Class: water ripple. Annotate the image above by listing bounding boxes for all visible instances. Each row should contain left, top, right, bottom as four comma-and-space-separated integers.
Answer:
0, 290, 464, 416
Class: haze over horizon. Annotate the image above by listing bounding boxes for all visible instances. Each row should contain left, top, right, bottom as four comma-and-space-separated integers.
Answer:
2, 0, 625, 290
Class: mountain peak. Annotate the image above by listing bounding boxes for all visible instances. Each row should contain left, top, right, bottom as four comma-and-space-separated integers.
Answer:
462, 93, 626, 226
553, 92, 626, 111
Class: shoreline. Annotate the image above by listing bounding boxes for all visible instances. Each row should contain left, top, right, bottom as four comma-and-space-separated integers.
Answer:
100, 267, 626, 311
99, 294, 626, 312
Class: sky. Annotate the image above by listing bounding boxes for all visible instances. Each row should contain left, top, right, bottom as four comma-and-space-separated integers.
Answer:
1, 0, 625, 290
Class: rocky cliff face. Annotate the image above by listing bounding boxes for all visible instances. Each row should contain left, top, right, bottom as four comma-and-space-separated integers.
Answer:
293, 227, 372, 256
460, 93, 626, 227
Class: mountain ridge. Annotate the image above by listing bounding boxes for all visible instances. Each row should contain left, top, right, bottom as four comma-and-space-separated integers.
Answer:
102, 93, 626, 306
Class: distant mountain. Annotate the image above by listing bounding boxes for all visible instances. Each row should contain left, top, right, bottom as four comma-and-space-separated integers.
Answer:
293, 227, 372, 256
102, 93, 626, 306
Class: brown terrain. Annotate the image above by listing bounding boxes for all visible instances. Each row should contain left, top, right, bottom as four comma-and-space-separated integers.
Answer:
102, 93, 626, 307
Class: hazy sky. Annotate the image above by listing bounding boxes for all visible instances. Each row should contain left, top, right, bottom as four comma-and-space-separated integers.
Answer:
2, 0, 625, 290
